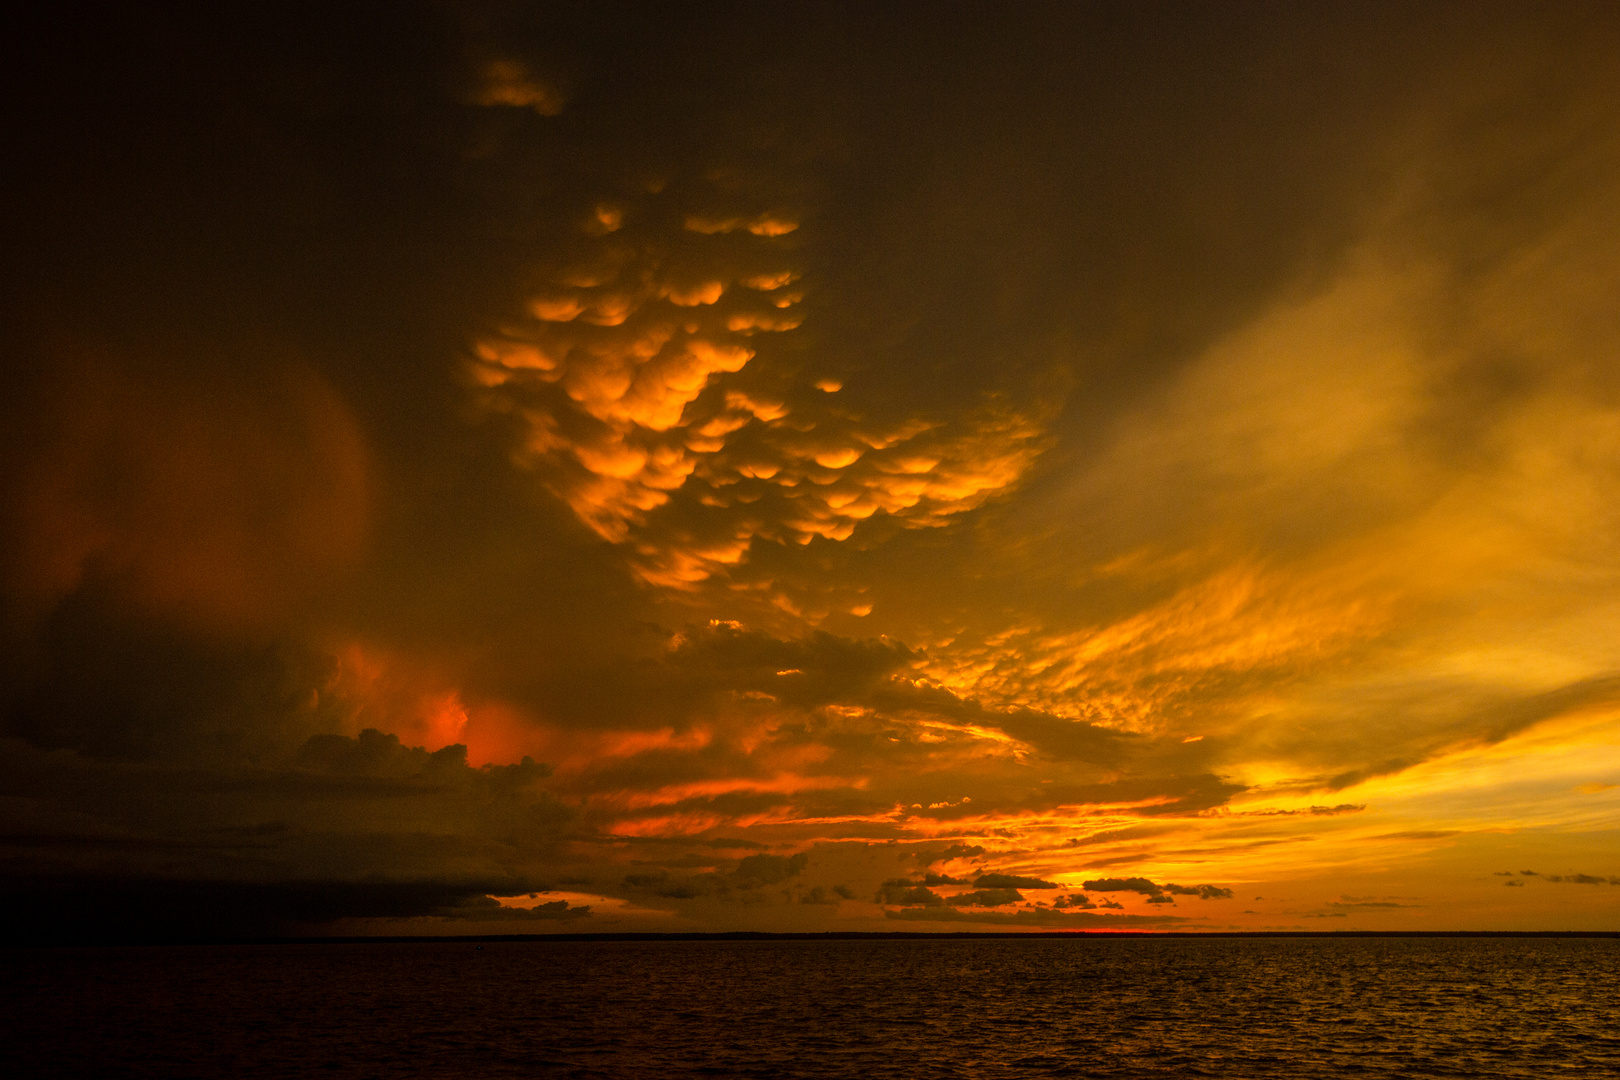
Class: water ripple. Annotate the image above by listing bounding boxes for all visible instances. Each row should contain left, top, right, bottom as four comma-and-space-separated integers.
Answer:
4, 937, 1618, 1078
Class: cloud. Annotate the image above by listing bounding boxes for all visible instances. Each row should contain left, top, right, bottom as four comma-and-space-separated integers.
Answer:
1, 349, 370, 635
7, 2, 1620, 939
946, 888, 1023, 908
1543, 874, 1620, 886
442, 896, 591, 921
1081, 877, 1171, 897
734, 853, 809, 886
923, 844, 985, 865
874, 879, 943, 907
1240, 804, 1366, 818
1164, 884, 1235, 900
884, 906, 1184, 928
468, 166, 1050, 599
622, 852, 809, 902
798, 885, 842, 905
0, 877, 588, 944
0, 729, 578, 941
1081, 877, 1232, 901
470, 58, 567, 116
973, 873, 1057, 890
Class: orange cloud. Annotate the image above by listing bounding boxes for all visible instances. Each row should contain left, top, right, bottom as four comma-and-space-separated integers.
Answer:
1, 347, 370, 632
472, 58, 566, 115
471, 177, 1051, 596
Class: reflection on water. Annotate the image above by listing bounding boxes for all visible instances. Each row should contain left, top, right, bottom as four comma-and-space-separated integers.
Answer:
6, 936, 1618, 1078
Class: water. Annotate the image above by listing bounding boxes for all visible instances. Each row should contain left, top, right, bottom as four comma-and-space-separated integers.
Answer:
5, 936, 1618, 1078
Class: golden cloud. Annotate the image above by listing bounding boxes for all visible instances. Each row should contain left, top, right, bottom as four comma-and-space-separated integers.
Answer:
470, 177, 1050, 596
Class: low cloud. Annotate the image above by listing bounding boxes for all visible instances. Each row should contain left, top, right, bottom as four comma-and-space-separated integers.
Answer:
623, 852, 810, 901
974, 873, 1057, 890
443, 896, 592, 921
921, 844, 985, 866
1240, 804, 1366, 818
885, 906, 1184, 928
1493, 870, 1619, 885
1081, 877, 1232, 902
874, 879, 943, 906
947, 888, 1023, 908
0, 877, 581, 944
798, 885, 844, 905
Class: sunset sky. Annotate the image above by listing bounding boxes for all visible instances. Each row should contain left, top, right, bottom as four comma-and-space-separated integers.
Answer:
3, 2, 1619, 939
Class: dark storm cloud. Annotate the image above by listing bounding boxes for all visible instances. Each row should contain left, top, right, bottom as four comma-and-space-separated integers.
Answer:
0, 877, 584, 944
295, 728, 549, 784
0, 729, 577, 940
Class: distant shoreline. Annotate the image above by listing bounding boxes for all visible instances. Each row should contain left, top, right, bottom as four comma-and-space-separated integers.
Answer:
10, 929, 1618, 948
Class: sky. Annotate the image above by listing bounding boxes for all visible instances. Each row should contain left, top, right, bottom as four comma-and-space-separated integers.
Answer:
3, 1, 1619, 940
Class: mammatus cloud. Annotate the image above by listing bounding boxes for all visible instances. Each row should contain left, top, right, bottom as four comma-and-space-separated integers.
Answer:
468, 162, 1048, 598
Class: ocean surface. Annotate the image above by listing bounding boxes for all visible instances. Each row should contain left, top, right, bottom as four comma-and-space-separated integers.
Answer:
5, 936, 1618, 1078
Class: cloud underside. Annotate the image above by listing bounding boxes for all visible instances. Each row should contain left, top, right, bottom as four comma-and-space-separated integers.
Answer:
469, 176, 1048, 601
